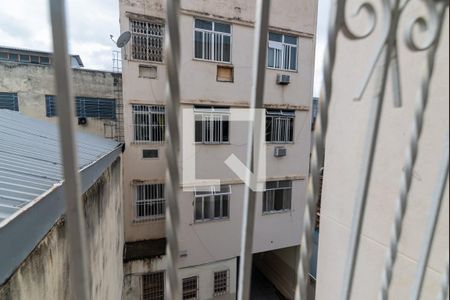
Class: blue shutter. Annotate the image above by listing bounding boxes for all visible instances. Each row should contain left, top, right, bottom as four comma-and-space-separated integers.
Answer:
0, 93, 19, 111
45, 95, 57, 117
76, 97, 115, 120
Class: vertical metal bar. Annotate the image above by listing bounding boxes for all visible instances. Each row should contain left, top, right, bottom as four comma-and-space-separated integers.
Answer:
437, 257, 449, 300
410, 135, 449, 300
48, 0, 90, 299
378, 4, 448, 298
340, 1, 404, 298
164, 0, 181, 298
294, 0, 343, 296
238, 1, 270, 299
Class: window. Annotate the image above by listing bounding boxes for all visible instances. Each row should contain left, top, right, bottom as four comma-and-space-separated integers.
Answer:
267, 32, 298, 71
139, 65, 158, 79
130, 19, 164, 62
142, 272, 164, 300
30, 56, 40, 64
135, 183, 165, 222
8, 53, 18, 61
217, 65, 234, 82
132, 105, 165, 143
214, 270, 229, 296
19, 55, 30, 63
143, 149, 159, 159
194, 106, 229, 144
194, 19, 231, 63
263, 181, 292, 214
194, 186, 231, 222
0, 52, 7, 60
40, 56, 50, 64
45, 95, 57, 117
0, 92, 19, 111
45, 96, 116, 119
182, 276, 199, 300
266, 109, 295, 143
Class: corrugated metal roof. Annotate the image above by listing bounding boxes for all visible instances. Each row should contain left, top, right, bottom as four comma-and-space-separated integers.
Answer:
0, 109, 119, 223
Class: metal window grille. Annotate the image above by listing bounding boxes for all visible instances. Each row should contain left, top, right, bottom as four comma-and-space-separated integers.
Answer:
214, 270, 230, 296
263, 180, 292, 213
267, 32, 298, 71
182, 276, 199, 300
194, 19, 232, 63
131, 19, 164, 62
266, 110, 295, 143
134, 183, 165, 222
142, 272, 165, 300
0, 92, 19, 111
194, 106, 230, 144
194, 186, 231, 222
45, 95, 116, 119
45, 95, 57, 117
132, 105, 166, 143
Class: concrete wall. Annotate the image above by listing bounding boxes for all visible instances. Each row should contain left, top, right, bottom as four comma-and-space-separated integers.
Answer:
123, 256, 237, 300
254, 246, 300, 299
0, 158, 124, 300
0, 62, 119, 138
316, 3, 449, 300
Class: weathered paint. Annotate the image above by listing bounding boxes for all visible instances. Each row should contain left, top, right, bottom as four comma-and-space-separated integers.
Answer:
0, 61, 120, 138
0, 158, 124, 300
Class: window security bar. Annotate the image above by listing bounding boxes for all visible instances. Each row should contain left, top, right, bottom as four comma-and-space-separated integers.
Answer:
410, 135, 448, 300
182, 276, 199, 300
134, 183, 166, 222
237, 0, 270, 299
130, 19, 164, 62
164, 0, 182, 298
48, 0, 90, 299
132, 105, 166, 143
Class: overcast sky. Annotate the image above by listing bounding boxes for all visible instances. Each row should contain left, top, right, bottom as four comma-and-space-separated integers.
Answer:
0, 0, 329, 96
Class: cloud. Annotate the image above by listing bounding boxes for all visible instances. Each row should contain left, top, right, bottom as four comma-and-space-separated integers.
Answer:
1, 0, 329, 84
0, 0, 119, 71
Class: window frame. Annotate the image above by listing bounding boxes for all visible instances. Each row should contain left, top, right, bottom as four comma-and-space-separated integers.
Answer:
213, 270, 230, 296
182, 276, 199, 300
134, 183, 166, 222
194, 106, 230, 144
194, 185, 231, 223
141, 271, 165, 300
263, 180, 293, 214
130, 18, 165, 63
0, 92, 19, 112
132, 104, 166, 143
193, 18, 233, 64
44, 95, 116, 120
267, 32, 299, 72
266, 109, 295, 144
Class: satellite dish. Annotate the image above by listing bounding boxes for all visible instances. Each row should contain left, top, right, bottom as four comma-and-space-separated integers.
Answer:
116, 31, 131, 48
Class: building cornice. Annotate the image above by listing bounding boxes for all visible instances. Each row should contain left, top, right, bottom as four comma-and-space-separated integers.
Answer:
180, 8, 315, 39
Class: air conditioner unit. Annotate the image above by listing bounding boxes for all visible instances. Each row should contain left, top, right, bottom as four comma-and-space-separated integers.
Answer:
276, 74, 291, 85
274, 147, 287, 157
78, 117, 87, 125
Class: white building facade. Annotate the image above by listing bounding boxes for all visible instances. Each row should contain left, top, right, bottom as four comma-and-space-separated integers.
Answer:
118, 0, 318, 298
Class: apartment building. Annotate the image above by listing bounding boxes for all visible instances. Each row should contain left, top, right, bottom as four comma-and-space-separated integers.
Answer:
119, 0, 317, 298
0, 46, 122, 139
